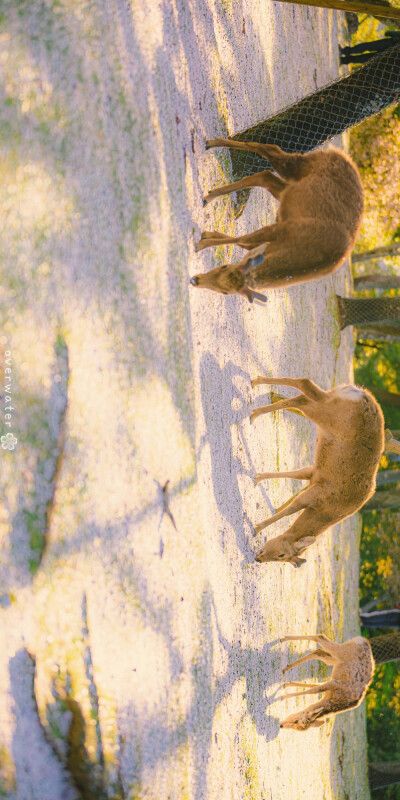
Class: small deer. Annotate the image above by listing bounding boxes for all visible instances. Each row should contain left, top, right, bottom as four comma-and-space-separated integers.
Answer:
279, 633, 375, 731
190, 139, 364, 301
250, 376, 384, 566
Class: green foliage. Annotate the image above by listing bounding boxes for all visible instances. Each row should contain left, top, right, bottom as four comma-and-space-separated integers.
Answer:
360, 511, 397, 606
354, 342, 400, 430
365, 660, 400, 800
355, 303, 400, 793
360, 508, 400, 794
23, 508, 46, 572
350, 16, 400, 250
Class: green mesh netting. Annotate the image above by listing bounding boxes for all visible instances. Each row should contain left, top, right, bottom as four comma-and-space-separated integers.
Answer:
227, 44, 400, 182
369, 762, 400, 791
370, 632, 400, 664
337, 296, 400, 330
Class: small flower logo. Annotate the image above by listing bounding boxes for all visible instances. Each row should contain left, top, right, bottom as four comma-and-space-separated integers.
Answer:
1, 433, 17, 450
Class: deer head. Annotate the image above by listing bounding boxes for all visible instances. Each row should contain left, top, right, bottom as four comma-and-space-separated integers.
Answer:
255, 536, 316, 566
280, 706, 325, 731
190, 246, 268, 303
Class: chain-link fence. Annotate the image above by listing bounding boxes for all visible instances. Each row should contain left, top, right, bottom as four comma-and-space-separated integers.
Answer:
369, 761, 400, 791
370, 632, 400, 664
227, 44, 400, 181
337, 296, 400, 330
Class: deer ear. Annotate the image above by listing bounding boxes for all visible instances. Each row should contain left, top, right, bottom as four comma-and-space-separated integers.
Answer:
250, 289, 268, 303
239, 286, 254, 303
290, 556, 306, 568
247, 253, 265, 269
238, 286, 268, 304
238, 245, 267, 274
308, 719, 325, 728
294, 537, 316, 552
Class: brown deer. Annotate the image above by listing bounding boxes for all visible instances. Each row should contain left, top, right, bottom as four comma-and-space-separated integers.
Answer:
190, 139, 364, 301
279, 633, 375, 731
250, 376, 384, 566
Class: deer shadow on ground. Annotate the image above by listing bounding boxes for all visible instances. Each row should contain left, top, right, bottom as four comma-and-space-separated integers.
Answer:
198, 352, 276, 563
116, 583, 281, 800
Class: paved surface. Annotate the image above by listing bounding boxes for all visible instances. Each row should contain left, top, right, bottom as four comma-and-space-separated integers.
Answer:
0, 1, 369, 798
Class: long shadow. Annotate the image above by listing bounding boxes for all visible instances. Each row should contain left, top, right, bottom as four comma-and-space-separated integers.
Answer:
114, 583, 280, 800
199, 353, 277, 562
211, 596, 281, 742
1, 1, 198, 438
24, 533, 280, 797
9, 648, 77, 800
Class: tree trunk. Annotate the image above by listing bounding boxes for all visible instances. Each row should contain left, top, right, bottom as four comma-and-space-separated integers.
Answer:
352, 243, 400, 264
353, 274, 400, 291
337, 296, 400, 330
376, 470, 400, 486
364, 488, 400, 509
370, 632, 400, 663
384, 429, 400, 455
365, 386, 400, 409
274, 0, 400, 20
369, 761, 400, 791
356, 327, 400, 343
386, 428, 400, 439
363, 0, 400, 30
229, 46, 400, 185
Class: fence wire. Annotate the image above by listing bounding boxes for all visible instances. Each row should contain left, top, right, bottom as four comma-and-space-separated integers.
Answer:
337, 296, 400, 329
228, 44, 400, 181
370, 632, 400, 664
369, 762, 400, 791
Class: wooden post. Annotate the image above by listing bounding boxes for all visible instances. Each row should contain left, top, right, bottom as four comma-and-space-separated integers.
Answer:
353, 275, 400, 291
274, 0, 400, 21
352, 243, 400, 263
385, 429, 400, 455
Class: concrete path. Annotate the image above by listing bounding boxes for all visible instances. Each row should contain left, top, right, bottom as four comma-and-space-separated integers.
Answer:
0, 1, 369, 798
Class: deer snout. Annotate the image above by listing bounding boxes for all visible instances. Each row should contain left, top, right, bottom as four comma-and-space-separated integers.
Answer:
190, 276, 199, 286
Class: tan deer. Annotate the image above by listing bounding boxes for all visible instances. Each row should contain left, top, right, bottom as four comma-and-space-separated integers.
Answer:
190, 139, 364, 301
250, 376, 384, 566
279, 633, 375, 731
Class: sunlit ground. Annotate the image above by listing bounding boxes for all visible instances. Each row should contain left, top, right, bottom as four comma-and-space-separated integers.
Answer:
0, 2, 369, 798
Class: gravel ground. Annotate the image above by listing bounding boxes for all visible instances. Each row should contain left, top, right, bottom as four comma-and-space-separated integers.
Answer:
0, 1, 370, 799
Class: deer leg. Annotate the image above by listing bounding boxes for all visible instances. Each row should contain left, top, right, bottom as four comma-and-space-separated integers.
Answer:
280, 679, 340, 699
282, 634, 331, 644
270, 391, 305, 417
206, 138, 283, 156
254, 485, 316, 534
283, 681, 321, 688
251, 376, 326, 402
254, 467, 313, 486
195, 223, 282, 252
198, 231, 231, 240
282, 649, 335, 674
204, 171, 287, 205
206, 138, 288, 163
272, 487, 308, 515
206, 138, 309, 182
250, 394, 308, 423
281, 634, 347, 661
